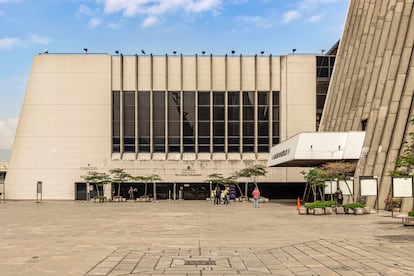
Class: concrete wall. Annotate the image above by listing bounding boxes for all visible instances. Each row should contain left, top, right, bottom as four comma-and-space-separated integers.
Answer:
320, 0, 414, 210
6, 54, 317, 200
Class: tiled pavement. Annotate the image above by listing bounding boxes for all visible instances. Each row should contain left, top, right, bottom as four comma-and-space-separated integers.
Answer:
1, 200, 414, 275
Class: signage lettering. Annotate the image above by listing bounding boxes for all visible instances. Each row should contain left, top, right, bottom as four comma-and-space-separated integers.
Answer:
272, 149, 290, 160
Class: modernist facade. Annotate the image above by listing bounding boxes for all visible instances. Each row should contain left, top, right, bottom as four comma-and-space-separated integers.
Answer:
320, 0, 414, 210
5, 54, 333, 200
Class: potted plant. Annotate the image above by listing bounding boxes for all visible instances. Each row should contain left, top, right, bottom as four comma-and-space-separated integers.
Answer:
402, 211, 414, 226
343, 203, 365, 215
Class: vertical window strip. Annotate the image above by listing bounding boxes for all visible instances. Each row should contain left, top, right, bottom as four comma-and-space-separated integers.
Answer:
123, 91, 136, 153
112, 91, 121, 152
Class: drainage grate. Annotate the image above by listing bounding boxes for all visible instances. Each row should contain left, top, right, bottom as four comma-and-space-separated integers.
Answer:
184, 259, 216, 265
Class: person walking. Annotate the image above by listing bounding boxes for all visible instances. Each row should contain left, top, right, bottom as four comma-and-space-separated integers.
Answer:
252, 186, 260, 208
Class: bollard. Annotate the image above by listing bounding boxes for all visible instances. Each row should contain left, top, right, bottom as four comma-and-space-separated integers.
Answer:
297, 197, 301, 210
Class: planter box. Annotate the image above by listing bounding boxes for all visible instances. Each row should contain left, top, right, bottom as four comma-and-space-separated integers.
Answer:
324, 207, 333, 215
298, 207, 307, 215
313, 208, 324, 215
335, 206, 345, 214
402, 216, 414, 226
354, 207, 364, 215
345, 208, 354, 214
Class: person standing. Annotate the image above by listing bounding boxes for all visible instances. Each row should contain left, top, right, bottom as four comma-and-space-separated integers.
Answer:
214, 186, 221, 205
128, 186, 134, 200
334, 187, 343, 206
252, 186, 260, 208
224, 186, 230, 205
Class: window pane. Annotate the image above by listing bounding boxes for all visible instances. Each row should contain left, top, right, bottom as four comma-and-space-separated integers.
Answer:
198, 107, 210, 120
183, 92, 195, 152
138, 91, 150, 151
112, 91, 120, 152
153, 91, 165, 152
258, 92, 268, 105
198, 122, 210, 136
198, 91, 210, 105
123, 91, 135, 152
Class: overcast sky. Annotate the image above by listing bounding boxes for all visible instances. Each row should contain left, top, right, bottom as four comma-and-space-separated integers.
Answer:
0, 0, 349, 161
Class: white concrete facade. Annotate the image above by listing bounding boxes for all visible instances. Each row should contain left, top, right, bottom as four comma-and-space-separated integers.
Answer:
6, 54, 318, 200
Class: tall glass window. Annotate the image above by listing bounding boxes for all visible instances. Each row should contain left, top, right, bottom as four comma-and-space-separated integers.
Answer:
153, 91, 165, 152
213, 92, 225, 152
112, 91, 120, 152
258, 91, 269, 152
198, 91, 210, 153
168, 91, 180, 152
123, 91, 135, 152
228, 91, 240, 152
138, 91, 150, 152
183, 92, 195, 152
272, 91, 280, 145
243, 92, 254, 152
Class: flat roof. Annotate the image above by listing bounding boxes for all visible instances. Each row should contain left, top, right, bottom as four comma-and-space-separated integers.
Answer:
267, 132, 366, 167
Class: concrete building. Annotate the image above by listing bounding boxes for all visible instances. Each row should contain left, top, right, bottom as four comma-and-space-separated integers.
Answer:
5, 54, 333, 200
320, 0, 414, 210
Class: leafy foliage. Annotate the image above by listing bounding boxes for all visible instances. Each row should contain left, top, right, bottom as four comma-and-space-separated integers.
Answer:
304, 200, 337, 209
342, 203, 365, 209
81, 171, 111, 197
390, 116, 414, 177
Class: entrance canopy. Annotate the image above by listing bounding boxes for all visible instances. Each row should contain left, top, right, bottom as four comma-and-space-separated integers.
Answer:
267, 131, 365, 167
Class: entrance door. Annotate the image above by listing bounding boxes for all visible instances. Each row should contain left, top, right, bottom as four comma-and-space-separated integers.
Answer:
75, 183, 87, 200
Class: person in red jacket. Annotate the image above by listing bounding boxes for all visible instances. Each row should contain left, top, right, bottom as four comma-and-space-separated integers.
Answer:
252, 186, 260, 208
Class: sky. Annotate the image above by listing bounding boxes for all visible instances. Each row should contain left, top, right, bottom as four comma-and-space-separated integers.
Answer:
0, 0, 349, 161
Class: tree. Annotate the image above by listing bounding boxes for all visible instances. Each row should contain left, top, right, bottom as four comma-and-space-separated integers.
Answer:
81, 171, 111, 199
131, 174, 162, 198
236, 164, 267, 189
390, 116, 414, 177
109, 168, 131, 198
207, 173, 241, 198
302, 167, 327, 202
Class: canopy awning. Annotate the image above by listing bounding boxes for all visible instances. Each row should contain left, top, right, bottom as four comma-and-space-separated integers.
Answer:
267, 131, 366, 167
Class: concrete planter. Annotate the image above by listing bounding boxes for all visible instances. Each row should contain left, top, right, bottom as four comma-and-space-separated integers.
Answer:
324, 207, 333, 214
345, 208, 354, 214
354, 207, 364, 215
313, 208, 324, 215
298, 207, 307, 215
335, 206, 345, 214
363, 206, 371, 214
402, 216, 414, 226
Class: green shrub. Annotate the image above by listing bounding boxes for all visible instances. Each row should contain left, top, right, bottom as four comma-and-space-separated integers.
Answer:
408, 211, 414, 217
304, 200, 337, 209
342, 203, 365, 209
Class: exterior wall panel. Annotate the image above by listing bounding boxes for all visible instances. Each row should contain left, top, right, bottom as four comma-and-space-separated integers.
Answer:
320, 0, 414, 210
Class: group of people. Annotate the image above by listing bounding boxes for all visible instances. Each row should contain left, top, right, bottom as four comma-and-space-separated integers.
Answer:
213, 185, 261, 208
213, 186, 230, 205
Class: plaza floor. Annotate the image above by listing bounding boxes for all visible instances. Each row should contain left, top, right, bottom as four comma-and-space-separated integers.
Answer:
0, 200, 413, 275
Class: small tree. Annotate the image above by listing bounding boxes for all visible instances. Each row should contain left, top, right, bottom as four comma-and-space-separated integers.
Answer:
236, 164, 267, 189
320, 162, 356, 202
109, 168, 131, 198
390, 116, 414, 177
131, 174, 162, 198
302, 167, 327, 202
207, 173, 241, 198
81, 171, 111, 199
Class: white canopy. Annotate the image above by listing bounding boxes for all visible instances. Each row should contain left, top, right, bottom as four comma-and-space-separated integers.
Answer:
267, 131, 366, 167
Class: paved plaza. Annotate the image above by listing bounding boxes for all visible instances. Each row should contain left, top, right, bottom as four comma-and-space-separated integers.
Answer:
0, 200, 414, 275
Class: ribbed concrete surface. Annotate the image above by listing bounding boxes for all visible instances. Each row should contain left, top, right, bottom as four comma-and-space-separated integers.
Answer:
0, 201, 413, 275
320, 0, 414, 210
